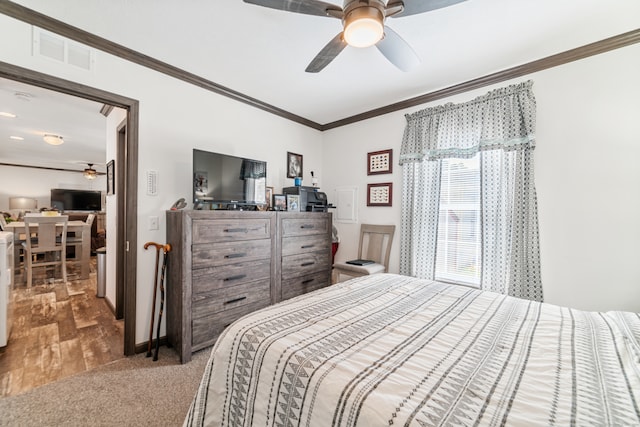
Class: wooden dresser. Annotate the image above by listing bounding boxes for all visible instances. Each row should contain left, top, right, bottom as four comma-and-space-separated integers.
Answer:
166, 210, 332, 363
278, 212, 332, 301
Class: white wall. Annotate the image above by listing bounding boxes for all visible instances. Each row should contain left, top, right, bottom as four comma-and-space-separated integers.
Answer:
0, 15, 324, 344
103, 107, 125, 308
323, 43, 640, 313
0, 165, 105, 212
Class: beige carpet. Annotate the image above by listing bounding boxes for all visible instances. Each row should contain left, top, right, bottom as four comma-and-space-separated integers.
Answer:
0, 346, 211, 427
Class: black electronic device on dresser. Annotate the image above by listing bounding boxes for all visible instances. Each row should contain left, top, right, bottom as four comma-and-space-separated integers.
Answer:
282, 186, 329, 212
192, 149, 267, 209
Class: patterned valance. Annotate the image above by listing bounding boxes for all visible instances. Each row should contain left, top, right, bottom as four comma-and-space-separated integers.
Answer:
399, 80, 536, 164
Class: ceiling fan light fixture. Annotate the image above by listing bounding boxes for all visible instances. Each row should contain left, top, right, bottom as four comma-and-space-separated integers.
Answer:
43, 134, 64, 146
83, 163, 97, 180
343, 7, 384, 48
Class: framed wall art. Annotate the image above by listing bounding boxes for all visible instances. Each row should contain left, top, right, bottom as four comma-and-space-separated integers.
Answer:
106, 159, 115, 195
287, 151, 303, 178
367, 182, 393, 207
367, 149, 392, 175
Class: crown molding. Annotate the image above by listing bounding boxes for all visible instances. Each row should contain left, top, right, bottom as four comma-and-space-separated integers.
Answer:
1, 1, 638, 131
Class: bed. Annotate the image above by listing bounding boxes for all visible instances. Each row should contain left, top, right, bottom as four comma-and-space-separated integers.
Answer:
184, 274, 640, 426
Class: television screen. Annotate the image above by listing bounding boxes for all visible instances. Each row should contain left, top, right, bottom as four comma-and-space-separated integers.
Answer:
51, 188, 102, 211
193, 149, 266, 206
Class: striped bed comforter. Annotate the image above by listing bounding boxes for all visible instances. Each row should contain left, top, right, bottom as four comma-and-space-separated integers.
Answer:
185, 274, 640, 426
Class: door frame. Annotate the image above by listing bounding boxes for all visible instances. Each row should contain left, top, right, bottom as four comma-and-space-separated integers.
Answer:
0, 61, 139, 356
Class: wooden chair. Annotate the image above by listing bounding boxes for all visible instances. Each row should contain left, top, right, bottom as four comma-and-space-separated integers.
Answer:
332, 224, 396, 284
22, 215, 68, 287
66, 213, 95, 260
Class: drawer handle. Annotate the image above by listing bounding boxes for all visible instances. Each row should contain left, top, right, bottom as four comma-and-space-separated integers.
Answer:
301, 262, 315, 267
225, 296, 247, 305
301, 245, 315, 249
302, 279, 314, 285
224, 274, 246, 282
224, 228, 248, 233
224, 253, 246, 259
300, 224, 315, 229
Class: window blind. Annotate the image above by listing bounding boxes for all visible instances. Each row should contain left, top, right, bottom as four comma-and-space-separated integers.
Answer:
435, 155, 481, 286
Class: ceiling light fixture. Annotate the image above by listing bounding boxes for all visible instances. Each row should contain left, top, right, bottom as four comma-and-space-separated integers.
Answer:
0, 111, 17, 118
83, 163, 97, 180
343, 6, 384, 48
10, 136, 24, 141
43, 134, 64, 145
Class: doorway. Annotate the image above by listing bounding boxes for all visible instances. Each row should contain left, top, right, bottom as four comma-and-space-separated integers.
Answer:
0, 62, 139, 356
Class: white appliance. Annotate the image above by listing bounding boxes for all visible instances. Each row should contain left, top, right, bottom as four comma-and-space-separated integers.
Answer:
0, 231, 14, 347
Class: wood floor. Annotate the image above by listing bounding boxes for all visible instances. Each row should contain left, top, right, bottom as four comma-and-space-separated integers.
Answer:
0, 258, 124, 397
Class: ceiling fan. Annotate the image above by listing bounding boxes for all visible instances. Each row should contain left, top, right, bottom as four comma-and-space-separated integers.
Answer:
83, 163, 97, 180
243, 0, 467, 72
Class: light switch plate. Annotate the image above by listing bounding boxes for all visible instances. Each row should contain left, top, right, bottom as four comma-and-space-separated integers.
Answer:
149, 216, 159, 230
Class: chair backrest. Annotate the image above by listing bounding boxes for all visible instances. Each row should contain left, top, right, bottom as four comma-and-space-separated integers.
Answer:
358, 224, 396, 272
24, 215, 69, 252
86, 213, 96, 226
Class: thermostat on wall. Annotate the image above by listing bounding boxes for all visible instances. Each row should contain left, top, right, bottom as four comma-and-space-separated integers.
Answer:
146, 170, 158, 196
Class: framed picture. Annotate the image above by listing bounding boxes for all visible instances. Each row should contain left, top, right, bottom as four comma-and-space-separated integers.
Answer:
287, 151, 303, 178
106, 159, 115, 195
367, 149, 393, 175
287, 194, 300, 212
273, 194, 286, 211
265, 186, 274, 209
367, 182, 393, 206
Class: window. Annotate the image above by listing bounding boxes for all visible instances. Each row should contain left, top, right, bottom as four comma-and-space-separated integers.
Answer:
435, 155, 481, 286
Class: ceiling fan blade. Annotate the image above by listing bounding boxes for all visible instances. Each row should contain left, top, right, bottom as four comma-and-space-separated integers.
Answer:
387, 0, 466, 18
243, 0, 342, 18
376, 26, 420, 71
305, 33, 348, 73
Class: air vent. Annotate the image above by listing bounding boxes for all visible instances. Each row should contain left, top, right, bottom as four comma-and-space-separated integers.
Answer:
33, 28, 94, 71
38, 32, 65, 62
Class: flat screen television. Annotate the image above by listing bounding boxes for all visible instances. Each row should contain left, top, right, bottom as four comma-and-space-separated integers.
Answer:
193, 149, 266, 207
50, 188, 102, 212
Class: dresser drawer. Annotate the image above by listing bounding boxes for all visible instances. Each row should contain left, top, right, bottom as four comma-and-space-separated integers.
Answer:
192, 300, 270, 351
192, 279, 270, 318
280, 217, 330, 237
193, 218, 271, 243
192, 259, 271, 294
281, 271, 330, 301
282, 250, 331, 279
192, 239, 271, 268
281, 234, 329, 257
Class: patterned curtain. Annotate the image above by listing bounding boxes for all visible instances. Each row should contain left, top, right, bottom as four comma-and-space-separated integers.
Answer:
399, 80, 543, 301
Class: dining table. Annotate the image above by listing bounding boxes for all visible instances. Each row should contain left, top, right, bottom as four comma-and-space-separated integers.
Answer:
5, 219, 92, 283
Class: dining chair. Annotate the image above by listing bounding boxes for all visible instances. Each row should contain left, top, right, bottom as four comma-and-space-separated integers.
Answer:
66, 213, 95, 260
331, 224, 396, 284
22, 215, 68, 287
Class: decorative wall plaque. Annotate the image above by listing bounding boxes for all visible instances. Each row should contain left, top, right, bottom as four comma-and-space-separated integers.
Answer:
367, 149, 393, 175
367, 182, 393, 206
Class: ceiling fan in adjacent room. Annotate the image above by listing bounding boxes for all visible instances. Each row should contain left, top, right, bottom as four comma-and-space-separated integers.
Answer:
83, 163, 97, 180
243, 0, 466, 72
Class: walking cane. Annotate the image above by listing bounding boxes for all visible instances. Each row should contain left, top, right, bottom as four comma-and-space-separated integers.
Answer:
154, 243, 171, 361
143, 242, 170, 358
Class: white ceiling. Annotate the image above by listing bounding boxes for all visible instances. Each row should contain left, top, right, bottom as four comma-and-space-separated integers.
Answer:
1, 0, 639, 168
0, 77, 108, 172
